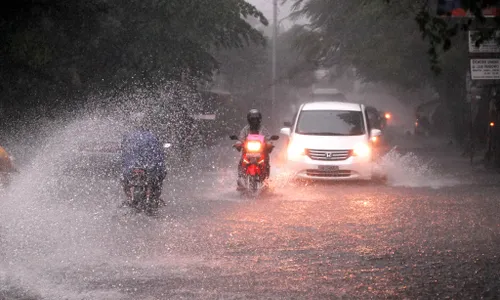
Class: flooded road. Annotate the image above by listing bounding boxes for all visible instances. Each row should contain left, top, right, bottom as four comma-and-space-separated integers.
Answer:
1, 132, 500, 299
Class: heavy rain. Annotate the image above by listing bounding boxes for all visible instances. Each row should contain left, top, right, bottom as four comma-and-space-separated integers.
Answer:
1, 0, 500, 299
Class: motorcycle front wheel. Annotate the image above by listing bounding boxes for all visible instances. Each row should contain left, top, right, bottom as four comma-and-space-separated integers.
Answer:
247, 175, 261, 197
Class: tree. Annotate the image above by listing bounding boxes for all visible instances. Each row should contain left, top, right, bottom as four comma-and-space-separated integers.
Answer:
0, 0, 269, 120
412, 0, 500, 73
286, 0, 434, 89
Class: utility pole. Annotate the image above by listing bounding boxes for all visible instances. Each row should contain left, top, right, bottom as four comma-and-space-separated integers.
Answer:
272, 0, 278, 127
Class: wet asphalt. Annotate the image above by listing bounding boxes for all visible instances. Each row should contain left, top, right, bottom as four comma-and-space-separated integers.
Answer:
2, 135, 500, 299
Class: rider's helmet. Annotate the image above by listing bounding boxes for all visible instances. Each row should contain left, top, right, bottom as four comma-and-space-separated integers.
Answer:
247, 109, 262, 131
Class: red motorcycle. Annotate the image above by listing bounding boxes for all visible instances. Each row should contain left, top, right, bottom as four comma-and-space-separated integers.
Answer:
230, 133, 279, 196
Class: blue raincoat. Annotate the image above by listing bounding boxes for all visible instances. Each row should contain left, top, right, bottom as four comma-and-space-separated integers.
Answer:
121, 130, 166, 179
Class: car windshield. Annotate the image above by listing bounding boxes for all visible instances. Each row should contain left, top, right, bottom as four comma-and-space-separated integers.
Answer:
296, 110, 365, 136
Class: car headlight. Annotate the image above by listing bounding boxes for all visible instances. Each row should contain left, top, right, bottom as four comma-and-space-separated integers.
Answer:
287, 141, 305, 158
352, 143, 371, 157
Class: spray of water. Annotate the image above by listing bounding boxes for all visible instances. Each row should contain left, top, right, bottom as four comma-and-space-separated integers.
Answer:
0, 80, 461, 298
375, 147, 460, 188
0, 116, 138, 298
266, 144, 461, 190
0, 82, 214, 299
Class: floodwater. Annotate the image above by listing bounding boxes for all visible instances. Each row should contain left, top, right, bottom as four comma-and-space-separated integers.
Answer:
1, 118, 499, 299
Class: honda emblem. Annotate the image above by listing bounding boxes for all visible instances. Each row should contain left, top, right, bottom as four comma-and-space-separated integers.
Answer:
326, 152, 332, 158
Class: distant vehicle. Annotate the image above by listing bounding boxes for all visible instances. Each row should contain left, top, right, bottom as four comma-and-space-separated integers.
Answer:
414, 100, 441, 136
311, 88, 347, 102
365, 106, 391, 154
280, 101, 383, 181
365, 106, 385, 130
190, 89, 239, 147
70, 119, 124, 177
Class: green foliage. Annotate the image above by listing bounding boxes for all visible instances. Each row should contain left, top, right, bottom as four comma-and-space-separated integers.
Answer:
0, 0, 268, 116
286, 0, 500, 81
286, 0, 434, 89
397, 0, 500, 73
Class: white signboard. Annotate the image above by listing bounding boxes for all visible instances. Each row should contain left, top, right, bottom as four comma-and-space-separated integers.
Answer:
470, 59, 500, 80
469, 31, 500, 53
192, 114, 216, 120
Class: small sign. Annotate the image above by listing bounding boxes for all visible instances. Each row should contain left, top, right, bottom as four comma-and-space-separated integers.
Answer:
469, 31, 500, 53
470, 59, 500, 80
192, 114, 216, 120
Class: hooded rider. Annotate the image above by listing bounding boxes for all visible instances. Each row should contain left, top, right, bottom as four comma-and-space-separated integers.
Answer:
120, 112, 166, 204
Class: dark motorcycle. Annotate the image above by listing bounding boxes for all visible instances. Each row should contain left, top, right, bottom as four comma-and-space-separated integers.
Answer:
126, 167, 162, 215
230, 134, 279, 197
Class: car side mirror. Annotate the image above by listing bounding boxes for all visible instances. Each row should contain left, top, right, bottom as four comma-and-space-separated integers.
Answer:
229, 135, 238, 140
283, 121, 292, 127
270, 135, 279, 141
280, 127, 291, 136
370, 128, 382, 137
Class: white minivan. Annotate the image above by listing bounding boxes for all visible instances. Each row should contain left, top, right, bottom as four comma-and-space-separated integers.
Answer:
280, 101, 382, 180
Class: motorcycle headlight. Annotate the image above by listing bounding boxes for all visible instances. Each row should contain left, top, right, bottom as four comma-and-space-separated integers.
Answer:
352, 143, 371, 157
246, 141, 262, 152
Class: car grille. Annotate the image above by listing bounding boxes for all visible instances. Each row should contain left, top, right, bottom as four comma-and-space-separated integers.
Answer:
306, 170, 352, 177
305, 149, 351, 161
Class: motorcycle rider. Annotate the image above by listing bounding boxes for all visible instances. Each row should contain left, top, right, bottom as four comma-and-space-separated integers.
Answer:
234, 109, 273, 189
120, 112, 167, 205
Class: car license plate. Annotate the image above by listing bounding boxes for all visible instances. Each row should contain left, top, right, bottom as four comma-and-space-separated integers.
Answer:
318, 165, 339, 171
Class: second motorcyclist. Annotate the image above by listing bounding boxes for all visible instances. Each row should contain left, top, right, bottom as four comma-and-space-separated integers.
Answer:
233, 109, 274, 189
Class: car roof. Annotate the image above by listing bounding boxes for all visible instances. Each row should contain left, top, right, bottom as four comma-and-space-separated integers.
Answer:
301, 101, 363, 111
312, 88, 342, 95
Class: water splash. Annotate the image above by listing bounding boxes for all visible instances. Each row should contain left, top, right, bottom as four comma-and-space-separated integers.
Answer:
0, 117, 127, 299
0, 80, 236, 298
0, 113, 206, 298
376, 147, 460, 189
